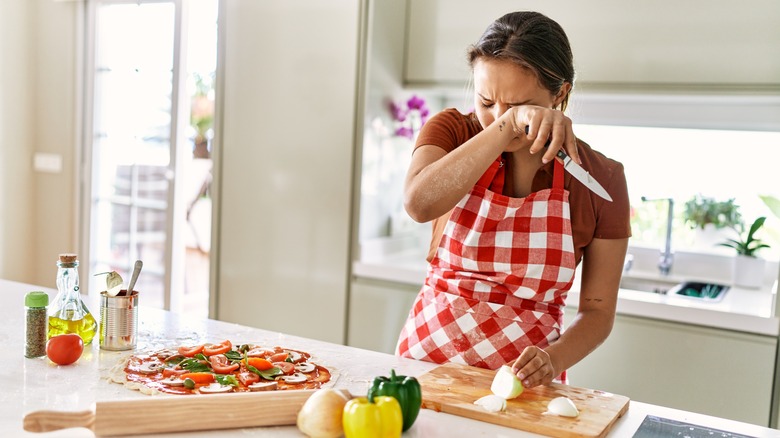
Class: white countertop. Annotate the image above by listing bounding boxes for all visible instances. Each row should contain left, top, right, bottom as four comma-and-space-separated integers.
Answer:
4, 278, 778, 437
353, 247, 780, 336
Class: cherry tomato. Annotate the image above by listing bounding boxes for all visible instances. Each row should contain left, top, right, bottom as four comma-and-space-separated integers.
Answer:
179, 372, 215, 384
268, 352, 290, 363
273, 361, 295, 375
238, 372, 260, 386
178, 344, 204, 357
209, 354, 240, 374
203, 340, 232, 356
46, 334, 84, 366
162, 367, 187, 377
246, 357, 274, 371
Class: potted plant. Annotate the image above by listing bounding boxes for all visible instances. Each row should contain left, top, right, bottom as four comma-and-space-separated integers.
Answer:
719, 217, 770, 289
683, 195, 742, 249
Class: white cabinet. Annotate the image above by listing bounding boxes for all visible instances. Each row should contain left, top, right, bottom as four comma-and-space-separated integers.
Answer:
347, 277, 420, 354
564, 307, 777, 426
216, 1, 361, 344
406, 0, 780, 89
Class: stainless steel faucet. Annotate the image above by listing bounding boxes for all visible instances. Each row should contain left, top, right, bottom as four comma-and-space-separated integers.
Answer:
642, 197, 674, 276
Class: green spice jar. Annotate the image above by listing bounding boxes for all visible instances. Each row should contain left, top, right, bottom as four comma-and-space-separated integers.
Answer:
25, 291, 49, 358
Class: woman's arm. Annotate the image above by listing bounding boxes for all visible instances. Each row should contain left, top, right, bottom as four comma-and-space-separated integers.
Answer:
512, 237, 629, 387
404, 106, 577, 223
403, 133, 506, 223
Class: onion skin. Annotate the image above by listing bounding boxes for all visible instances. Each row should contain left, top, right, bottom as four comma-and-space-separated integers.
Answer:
297, 389, 350, 438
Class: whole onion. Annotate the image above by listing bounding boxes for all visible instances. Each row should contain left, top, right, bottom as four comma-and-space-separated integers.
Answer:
296, 389, 350, 438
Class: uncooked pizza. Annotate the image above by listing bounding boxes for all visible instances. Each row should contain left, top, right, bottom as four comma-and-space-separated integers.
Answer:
109, 340, 332, 395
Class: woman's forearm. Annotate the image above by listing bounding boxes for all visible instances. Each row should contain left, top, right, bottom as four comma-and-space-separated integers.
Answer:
403, 112, 516, 223
545, 307, 615, 375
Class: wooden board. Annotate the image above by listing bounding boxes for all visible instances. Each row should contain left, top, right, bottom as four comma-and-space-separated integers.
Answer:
24, 389, 348, 436
417, 363, 629, 438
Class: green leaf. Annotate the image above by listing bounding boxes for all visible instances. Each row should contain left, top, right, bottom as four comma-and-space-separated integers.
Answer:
215, 374, 239, 387
224, 350, 243, 363
194, 353, 208, 361
165, 355, 186, 365
247, 365, 282, 381
180, 358, 211, 373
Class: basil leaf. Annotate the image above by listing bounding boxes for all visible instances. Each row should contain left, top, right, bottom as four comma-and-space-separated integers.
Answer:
215, 374, 239, 387
194, 353, 208, 361
248, 365, 282, 381
165, 355, 185, 365
224, 350, 243, 362
181, 358, 211, 373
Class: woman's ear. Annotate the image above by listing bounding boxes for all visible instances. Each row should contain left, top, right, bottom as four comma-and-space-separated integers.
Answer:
553, 82, 572, 108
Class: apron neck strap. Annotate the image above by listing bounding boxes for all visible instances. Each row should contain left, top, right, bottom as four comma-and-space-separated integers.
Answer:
553, 159, 564, 189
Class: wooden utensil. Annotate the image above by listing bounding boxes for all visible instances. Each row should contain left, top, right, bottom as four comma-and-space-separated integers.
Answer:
417, 363, 629, 438
24, 389, 343, 436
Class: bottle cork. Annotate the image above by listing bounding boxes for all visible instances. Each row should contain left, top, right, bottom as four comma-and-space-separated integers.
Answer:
59, 254, 78, 263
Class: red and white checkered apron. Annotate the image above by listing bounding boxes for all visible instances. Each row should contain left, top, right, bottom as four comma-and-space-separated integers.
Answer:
396, 157, 575, 376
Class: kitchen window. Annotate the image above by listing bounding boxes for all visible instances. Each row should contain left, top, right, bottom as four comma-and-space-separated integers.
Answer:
81, 0, 218, 317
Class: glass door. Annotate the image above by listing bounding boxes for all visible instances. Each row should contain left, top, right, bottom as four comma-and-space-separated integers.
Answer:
83, 0, 217, 316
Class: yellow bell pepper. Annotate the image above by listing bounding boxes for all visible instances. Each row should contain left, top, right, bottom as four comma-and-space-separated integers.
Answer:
342, 396, 403, 438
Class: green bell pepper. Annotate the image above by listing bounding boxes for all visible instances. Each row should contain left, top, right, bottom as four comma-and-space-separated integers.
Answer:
367, 369, 422, 431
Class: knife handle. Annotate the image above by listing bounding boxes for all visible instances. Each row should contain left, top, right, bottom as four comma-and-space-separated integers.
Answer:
523, 125, 567, 160
23, 409, 95, 433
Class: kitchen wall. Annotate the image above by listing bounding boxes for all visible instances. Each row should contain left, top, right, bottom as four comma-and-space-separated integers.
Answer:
0, 0, 79, 287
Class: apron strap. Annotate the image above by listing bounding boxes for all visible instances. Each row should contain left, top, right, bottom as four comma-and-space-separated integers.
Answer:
553, 159, 564, 189
475, 155, 505, 192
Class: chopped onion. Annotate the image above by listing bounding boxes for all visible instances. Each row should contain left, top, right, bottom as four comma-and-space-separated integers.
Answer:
546, 397, 579, 417
474, 395, 507, 413
490, 365, 524, 399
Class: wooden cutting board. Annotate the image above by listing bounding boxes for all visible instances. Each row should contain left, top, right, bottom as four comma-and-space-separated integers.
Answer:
417, 363, 629, 438
23, 389, 344, 436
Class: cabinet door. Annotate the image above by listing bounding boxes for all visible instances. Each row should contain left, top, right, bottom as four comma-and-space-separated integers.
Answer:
564, 308, 776, 426
216, 0, 360, 344
406, 0, 780, 89
347, 278, 420, 354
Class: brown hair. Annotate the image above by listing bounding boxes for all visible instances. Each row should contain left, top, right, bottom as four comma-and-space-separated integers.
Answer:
467, 11, 575, 112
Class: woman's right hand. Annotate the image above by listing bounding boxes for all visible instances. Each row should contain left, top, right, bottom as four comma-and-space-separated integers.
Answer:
506, 105, 580, 164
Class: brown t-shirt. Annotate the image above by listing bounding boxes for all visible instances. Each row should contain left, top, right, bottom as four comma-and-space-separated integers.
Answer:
416, 108, 632, 265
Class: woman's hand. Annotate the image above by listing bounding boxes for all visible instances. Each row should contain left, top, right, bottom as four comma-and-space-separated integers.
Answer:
510, 346, 558, 388
507, 105, 580, 164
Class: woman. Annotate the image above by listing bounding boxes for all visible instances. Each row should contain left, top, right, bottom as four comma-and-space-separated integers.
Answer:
396, 11, 631, 389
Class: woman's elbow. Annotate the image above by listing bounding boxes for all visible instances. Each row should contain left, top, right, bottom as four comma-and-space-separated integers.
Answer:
404, 197, 431, 223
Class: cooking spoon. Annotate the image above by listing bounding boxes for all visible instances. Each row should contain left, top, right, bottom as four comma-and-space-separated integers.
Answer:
126, 260, 143, 296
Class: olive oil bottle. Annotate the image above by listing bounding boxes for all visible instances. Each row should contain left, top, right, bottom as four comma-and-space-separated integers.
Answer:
48, 254, 97, 345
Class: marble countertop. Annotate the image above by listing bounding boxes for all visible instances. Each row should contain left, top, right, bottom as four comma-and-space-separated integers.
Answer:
353, 246, 780, 336
4, 279, 778, 437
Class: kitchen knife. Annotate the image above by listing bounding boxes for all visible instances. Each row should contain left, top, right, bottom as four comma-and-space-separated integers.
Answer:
524, 126, 613, 202
23, 389, 349, 436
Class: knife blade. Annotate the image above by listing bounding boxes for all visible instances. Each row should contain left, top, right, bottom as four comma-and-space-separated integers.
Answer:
523, 126, 613, 202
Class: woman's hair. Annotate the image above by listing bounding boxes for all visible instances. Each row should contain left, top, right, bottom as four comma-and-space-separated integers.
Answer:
467, 11, 574, 112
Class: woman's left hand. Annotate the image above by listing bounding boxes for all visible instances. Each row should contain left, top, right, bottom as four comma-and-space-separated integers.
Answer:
510, 346, 558, 388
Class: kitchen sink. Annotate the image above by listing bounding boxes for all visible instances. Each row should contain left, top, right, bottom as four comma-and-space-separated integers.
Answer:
668, 281, 729, 302
619, 277, 678, 294
619, 277, 729, 301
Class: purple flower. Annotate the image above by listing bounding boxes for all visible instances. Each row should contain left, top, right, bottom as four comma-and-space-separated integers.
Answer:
407, 95, 426, 110
419, 107, 430, 124
395, 126, 414, 139
390, 101, 407, 122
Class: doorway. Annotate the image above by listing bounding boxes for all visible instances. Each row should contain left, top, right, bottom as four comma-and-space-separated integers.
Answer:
82, 0, 218, 317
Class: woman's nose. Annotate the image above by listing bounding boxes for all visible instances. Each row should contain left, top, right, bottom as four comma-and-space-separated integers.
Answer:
493, 104, 509, 120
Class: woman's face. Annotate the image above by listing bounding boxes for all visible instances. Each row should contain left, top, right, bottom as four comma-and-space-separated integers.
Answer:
472, 58, 558, 131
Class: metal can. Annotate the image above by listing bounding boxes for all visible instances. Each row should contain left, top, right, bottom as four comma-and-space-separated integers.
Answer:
99, 290, 138, 351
